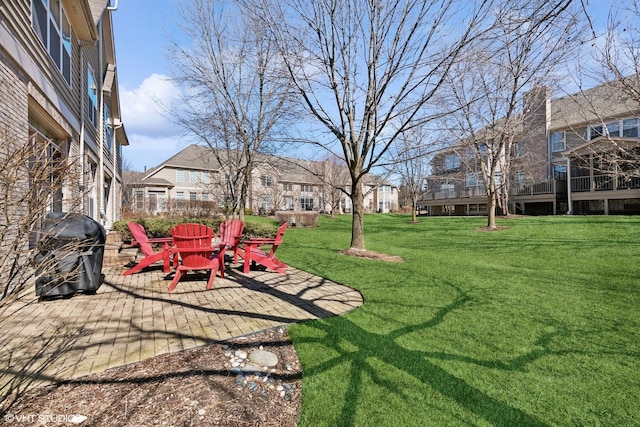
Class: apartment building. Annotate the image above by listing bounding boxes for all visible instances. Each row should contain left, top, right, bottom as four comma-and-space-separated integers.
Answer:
124, 144, 398, 215
0, 0, 128, 228
421, 78, 640, 216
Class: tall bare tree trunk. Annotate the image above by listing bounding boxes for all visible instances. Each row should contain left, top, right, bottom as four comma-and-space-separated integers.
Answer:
487, 187, 497, 229
350, 181, 365, 250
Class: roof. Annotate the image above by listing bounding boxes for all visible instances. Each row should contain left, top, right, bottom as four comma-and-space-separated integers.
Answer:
550, 75, 640, 131
143, 144, 395, 187
144, 145, 225, 180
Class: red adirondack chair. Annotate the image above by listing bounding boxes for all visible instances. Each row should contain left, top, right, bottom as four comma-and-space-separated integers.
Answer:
168, 223, 225, 292
123, 222, 174, 276
219, 219, 244, 264
242, 222, 289, 274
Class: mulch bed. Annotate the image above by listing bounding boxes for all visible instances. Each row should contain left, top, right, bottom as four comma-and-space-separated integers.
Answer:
1, 328, 301, 426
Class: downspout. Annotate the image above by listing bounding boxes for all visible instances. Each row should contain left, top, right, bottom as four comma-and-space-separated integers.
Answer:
565, 156, 572, 214
111, 120, 122, 222
98, 22, 106, 226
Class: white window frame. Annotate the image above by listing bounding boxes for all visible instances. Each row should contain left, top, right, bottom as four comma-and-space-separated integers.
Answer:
189, 170, 198, 183
176, 169, 185, 182
444, 154, 461, 170
551, 131, 565, 152
87, 64, 98, 126
31, 0, 72, 86
465, 173, 479, 187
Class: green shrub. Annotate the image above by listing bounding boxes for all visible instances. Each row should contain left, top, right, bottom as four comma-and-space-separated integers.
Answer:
112, 217, 277, 241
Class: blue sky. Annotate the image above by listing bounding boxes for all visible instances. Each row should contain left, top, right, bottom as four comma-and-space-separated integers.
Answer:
113, 0, 186, 172
112, 0, 614, 172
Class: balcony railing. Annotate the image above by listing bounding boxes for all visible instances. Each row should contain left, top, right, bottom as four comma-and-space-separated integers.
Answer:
513, 180, 556, 196
427, 186, 486, 200
571, 174, 640, 192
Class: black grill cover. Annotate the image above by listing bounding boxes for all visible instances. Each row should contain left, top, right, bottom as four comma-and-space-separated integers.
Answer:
35, 212, 106, 298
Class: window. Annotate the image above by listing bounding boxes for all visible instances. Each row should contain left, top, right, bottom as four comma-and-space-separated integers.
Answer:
32, 0, 71, 85
260, 175, 273, 186
378, 185, 392, 193
444, 154, 460, 170
260, 195, 273, 212
135, 190, 144, 210
28, 129, 64, 215
494, 171, 503, 188
589, 125, 604, 140
284, 196, 294, 210
551, 132, 565, 152
201, 172, 210, 184
300, 184, 313, 193
553, 164, 567, 179
514, 141, 524, 157
300, 196, 314, 210
189, 192, 197, 201
515, 171, 525, 184
176, 191, 184, 200
589, 118, 640, 140
202, 193, 208, 201
87, 65, 97, 126
103, 104, 112, 151
283, 183, 293, 191
176, 169, 185, 182
623, 118, 639, 137
466, 173, 479, 187
189, 170, 198, 183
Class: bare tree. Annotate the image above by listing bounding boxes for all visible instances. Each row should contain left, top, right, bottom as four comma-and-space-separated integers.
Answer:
562, 0, 640, 188
168, 0, 297, 221
245, 0, 494, 250
598, 0, 640, 100
0, 125, 89, 408
311, 154, 350, 216
439, 0, 584, 228
393, 129, 433, 222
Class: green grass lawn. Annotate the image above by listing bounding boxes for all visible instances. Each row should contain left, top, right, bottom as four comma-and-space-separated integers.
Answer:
271, 214, 640, 427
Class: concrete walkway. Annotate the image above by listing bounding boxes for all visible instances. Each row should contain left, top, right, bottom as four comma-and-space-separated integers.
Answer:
0, 261, 362, 395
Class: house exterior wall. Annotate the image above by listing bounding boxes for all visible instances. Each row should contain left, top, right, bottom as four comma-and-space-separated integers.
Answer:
0, 0, 128, 229
128, 147, 399, 216
421, 81, 640, 216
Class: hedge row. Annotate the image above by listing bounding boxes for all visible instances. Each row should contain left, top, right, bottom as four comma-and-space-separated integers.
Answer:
112, 218, 279, 241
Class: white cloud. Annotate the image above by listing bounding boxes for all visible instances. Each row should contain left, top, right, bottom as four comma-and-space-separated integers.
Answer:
120, 73, 181, 138
122, 134, 194, 172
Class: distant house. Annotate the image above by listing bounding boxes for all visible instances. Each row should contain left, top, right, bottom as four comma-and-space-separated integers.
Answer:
421, 78, 640, 215
0, 0, 129, 227
124, 145, 398, 215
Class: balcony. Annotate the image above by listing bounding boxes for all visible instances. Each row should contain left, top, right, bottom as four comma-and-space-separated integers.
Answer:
571, 174, 640, 192
513, 180, 559, 196
426, 186, 486, 201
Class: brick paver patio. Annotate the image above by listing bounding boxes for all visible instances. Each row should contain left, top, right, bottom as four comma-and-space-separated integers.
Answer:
0, 261, 362, 395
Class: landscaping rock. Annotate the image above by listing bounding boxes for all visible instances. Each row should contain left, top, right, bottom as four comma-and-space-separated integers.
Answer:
248, 349, 279, 367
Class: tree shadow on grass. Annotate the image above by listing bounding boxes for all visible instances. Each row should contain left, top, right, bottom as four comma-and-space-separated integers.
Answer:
293, 287, 551, 427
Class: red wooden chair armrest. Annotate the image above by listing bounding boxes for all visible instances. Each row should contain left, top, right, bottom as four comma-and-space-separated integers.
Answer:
244, 238, 276, 245
132, 237, 173, 246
